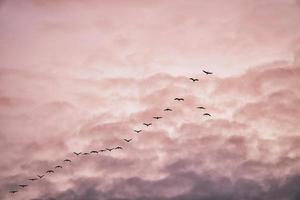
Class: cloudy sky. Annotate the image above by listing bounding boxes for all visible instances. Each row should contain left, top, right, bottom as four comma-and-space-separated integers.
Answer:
0, 0, 300, 199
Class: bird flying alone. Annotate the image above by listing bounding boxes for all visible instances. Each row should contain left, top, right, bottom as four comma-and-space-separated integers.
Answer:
203, 113, 211, 116
134, 129, 142, 133
153, 116, 162, 120
174, 98, 184, 101
202, 70, 213, 75
164, 108, 172, 111
190, 78, 199, 82
124, 138, 132, 142
63, 159, 71, 162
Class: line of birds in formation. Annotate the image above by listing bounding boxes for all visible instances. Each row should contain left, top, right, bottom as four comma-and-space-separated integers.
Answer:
8, 70, 213, 195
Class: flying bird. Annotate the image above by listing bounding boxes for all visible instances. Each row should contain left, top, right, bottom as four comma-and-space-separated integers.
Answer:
124, 138, 132, 142
153, 116, 162, 120
203, 113, 211, 116
9, 190, 18, 194
115, 146, 123, 150
28, 178, 37, 181
106, 148, 114, 151
55, 165, 62, 169
197, 106, 205, 109
190, 78, 199, 82
37, 175, 44, 179
63, 159, 71, 162
46, 170, 54, 173
134, 129, 142, 133
90, 151, 98, 154
164, 108, 172, 111
73, 152, 81, 156
83, 152, 90, 155
174, 98, 184, 101
99, 149, 106, 152
202, 70, 213, 75
19, 184, 28, 188
143, 123, 152, 127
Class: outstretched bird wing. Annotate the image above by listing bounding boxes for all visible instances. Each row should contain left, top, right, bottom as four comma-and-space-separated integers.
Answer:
202, 70, 213, 74
197, 106, 205, 109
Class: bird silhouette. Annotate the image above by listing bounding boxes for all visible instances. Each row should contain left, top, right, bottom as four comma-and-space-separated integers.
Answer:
174, 98, 184, 101
143, 123, 152, 126
19, 184, 28, 188
202, 70, 213, 75
197, 106, 205, 109
63, 159, 72, 162
190, 78, 199, 82
46, 170, 54, 173
9, 190, 18, 194
124, 138, 132, 142
73, 152, 81, 156
106, 148, 114, 151
55, 165, 62, 169
99, 149, 106, 152
134, 129, 142, 133
37, 175, 44, 179
153, 116, 162, 119
164, 108, 172, 111
28, 178, 38, 181
115, 146, 123, 150
83, 152, 90, 155
203, 113, 211, 116
90, 151, 98, 154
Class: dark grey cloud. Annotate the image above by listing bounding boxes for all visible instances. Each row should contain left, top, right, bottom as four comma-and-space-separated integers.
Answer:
36, 171, 300, 200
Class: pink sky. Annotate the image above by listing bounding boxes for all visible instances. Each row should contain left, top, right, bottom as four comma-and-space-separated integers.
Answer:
0, 0, 300, 199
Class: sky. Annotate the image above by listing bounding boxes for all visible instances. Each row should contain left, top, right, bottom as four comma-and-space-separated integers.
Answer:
0, 0, 300, 199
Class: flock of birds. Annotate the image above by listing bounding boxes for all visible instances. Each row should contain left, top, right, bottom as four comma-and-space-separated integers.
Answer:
8, 70, 213, 196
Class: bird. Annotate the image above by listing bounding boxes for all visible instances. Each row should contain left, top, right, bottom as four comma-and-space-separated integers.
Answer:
164, 108, 172, 111
9, 190, 18, 194
28, 178, 38, 181
63, 159, 72, 162
190, 78, 199, 82
174, 98, 184, 101
19, 184, 28, 188
124, 138, 132, 142
197, 106, 205, 109
55, 165, 62, 169
90, 151, 98, 154
73, 152, 81, 156
99, 149, 106, 152
153, 116, 162, 120
115, 146, 123, 150
143, 123, 152, 127
83, 152, 90, 155
37, 175, 44, 179
134, 129, 142, 133
203, 113, 211, 116
46, 170, 54, 173
106, 148, 114, 152
202, 70, 213, 75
